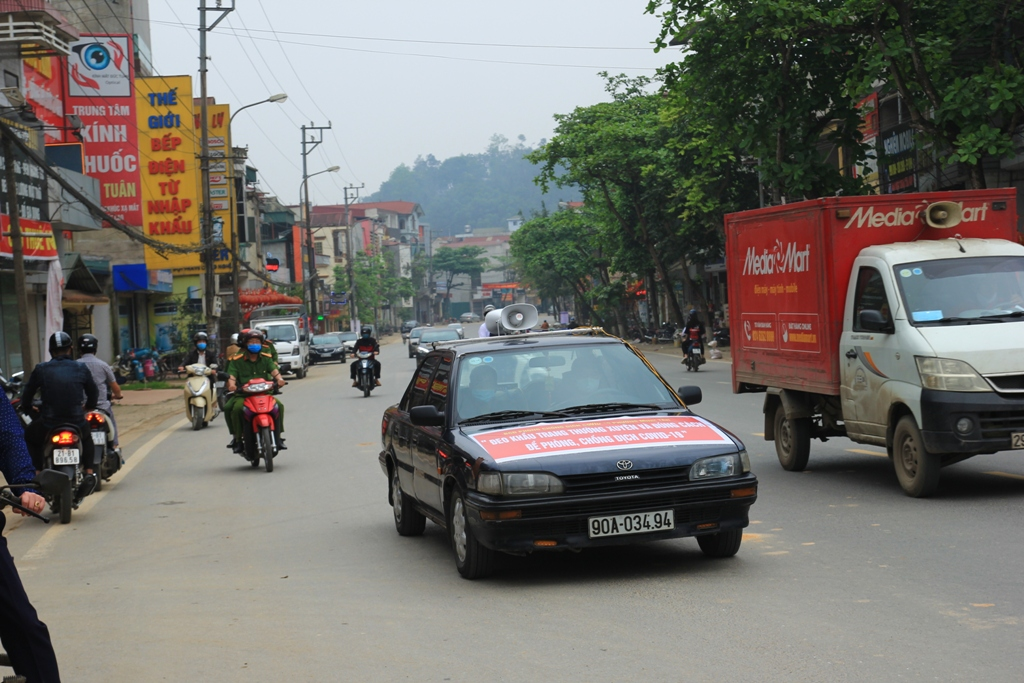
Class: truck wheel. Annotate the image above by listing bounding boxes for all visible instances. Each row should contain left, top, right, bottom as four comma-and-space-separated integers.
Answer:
892, 415, 940, 497
774, 403, 810, 471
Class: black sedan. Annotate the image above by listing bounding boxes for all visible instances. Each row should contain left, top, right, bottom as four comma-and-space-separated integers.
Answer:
309, 333, 346, 365
379, 331, 757, 579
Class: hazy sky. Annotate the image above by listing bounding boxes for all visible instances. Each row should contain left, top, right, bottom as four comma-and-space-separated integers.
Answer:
147, 1, 676, 207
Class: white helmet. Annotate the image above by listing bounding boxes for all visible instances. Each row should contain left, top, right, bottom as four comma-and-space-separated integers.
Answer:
230, 333, 239, 344
483, 304, 496, 314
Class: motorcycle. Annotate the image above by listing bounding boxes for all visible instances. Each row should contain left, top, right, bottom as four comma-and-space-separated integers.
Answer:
1, 368, 23, 402
713, 326, 731, 348
183, 363, 220, 431
238, 377, 282, 472
683, 337, 707, 372
85, 409, 121, 491
40, 422, 93, 524
354, 350, 376, 398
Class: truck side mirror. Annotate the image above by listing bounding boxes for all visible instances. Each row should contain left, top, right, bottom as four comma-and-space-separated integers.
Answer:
859, 309, 893, 333
410, 405, 445, 427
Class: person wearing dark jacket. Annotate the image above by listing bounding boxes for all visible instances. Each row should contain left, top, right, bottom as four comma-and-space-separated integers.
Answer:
178, 331, 217, 371
21, 332, 99, 497
350, 328, 381, 386
0, 397, 62, 682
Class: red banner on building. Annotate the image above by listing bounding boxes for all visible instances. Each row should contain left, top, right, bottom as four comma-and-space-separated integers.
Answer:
64, 34, 142, 228
0, 217, 58, 260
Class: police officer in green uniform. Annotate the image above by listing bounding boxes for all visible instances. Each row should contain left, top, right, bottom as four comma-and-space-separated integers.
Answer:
255, 327, 279, 363
225, 330, 287, 453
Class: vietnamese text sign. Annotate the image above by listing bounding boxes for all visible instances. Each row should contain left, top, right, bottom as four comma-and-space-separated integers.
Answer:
0, 217, 58, 260
470, 416, 732, 462
66, 35, 142, 227
194, 103, 234, 273
137, 76, 203, 273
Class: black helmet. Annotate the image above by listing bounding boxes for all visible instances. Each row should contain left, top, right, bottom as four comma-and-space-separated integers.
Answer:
193, 331, 209, 343
49, 331, 73, 355
77, 333, 98, 355
361, 327, 371, 336
242, 329, 263, 344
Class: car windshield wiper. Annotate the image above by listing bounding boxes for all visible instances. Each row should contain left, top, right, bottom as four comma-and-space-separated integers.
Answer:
557, 402, 663, 415
929, 316, 1000, 325
459, 410, 567, 425
979, 310, 1024, 320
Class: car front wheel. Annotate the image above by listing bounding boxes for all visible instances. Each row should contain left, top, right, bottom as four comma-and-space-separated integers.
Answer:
696, 528, 743, 558
448, 491, 495, 579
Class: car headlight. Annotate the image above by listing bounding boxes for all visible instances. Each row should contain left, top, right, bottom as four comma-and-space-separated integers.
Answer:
738, 449, 750, 473
915, 357, 991, 392
475, 472, 564, 496
691, 454, 739, 480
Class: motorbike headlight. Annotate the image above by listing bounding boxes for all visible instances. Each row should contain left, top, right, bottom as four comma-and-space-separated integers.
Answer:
475, 472, 564, 496
691, 454, 739, 480
915, 357, 991, 392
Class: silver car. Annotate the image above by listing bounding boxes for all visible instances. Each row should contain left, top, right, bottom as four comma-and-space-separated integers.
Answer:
416, 328, 462, 357
447, 323, 465, 339
407, 326, 430, 358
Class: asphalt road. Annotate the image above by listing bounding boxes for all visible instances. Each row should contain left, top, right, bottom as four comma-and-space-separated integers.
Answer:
6, 333, 1024, 681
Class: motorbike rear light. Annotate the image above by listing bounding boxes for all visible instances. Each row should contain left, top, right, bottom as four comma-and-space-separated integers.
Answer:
52, 431, 77, 445
86, 413, 105, 426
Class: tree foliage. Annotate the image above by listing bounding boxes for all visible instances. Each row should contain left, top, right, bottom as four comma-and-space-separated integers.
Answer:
368, 135, 581, 235
432, 246, 490, 315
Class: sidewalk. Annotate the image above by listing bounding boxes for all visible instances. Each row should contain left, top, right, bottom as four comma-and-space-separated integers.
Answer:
115, 389, 183, 448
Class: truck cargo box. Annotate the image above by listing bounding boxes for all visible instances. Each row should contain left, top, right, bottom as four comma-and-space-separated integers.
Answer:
725, 189, 1019, 395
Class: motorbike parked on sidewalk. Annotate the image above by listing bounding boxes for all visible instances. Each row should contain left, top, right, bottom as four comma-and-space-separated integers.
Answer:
85, 409, 121, 491
354, 350, 376, 398
238, 378, 282, 472
0, 368, 23, 402
183, 363, 220, 431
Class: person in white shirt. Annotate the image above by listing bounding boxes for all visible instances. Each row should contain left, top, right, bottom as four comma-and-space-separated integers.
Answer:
478, 305, 495, 338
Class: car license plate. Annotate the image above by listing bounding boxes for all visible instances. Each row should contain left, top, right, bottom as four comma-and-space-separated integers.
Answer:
91, 430, 106, 445
1012, 433, 1024, 449
53, 448, 80, 465
588, 510, 675, 538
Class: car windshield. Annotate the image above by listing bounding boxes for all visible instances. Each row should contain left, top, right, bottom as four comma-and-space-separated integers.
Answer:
264, 324, 297, 342
420, 330, 460, 342
894, 255, 1024, 325
338, 332, 357, 341
453, 344, 679, 422
312, 335, 340, 345
410, 327, 429, 340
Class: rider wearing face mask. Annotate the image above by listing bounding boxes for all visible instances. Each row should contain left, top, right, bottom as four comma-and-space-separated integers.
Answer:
225, 330, 287, 453
178, 331, 217, 372
350, 327, 381, 387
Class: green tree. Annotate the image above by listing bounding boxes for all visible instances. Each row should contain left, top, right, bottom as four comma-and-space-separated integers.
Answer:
431, 246, 490, 318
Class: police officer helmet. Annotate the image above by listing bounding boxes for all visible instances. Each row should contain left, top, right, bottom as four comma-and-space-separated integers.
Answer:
483, 304, 495, 314
243, 329, 264, 344
49, 331, 74, 356
77, 333, 99, 355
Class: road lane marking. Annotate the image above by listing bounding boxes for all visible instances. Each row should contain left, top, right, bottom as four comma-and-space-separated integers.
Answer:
22, 418, 187, 563
752, 432, 764, 437
984, 471, 1024, 481
847, 448, 887, 457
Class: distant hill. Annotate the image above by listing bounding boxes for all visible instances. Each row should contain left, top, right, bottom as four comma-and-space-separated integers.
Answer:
367, 134, 581, 236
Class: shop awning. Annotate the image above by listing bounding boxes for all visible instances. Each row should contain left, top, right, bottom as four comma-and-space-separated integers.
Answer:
61, 253, 103, 294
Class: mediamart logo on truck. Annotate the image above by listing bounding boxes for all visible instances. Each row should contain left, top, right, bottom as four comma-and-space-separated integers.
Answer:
742, 240, 811, 276
842, 202, 990, 229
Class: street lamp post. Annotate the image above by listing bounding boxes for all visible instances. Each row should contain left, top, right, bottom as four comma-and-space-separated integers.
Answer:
227, 93, 286, 332
300, 166, 340, 333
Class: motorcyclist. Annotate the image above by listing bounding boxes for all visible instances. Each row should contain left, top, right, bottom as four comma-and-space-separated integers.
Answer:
225, 330, 287, 453
478, 305, 495, 338
682, 309, 705, 362
76, 333, 123, 449
224, 333, 240, 359
21, 332, 99, 496
254, 327, 279, 363
178, 331, 216, 372
350, 327, 381, 387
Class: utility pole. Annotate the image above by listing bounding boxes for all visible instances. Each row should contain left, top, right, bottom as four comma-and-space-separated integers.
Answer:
343, 183, 363, 331
300, 123, 332, 332
198, 0, 234, 339
2, 134, 32, 371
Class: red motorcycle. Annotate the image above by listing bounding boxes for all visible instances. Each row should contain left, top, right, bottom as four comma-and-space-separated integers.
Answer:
240, 378, 282, 472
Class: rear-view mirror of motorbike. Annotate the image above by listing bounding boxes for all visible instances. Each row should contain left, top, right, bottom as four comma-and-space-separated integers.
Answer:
410, 405, 445, 427
35, 469, 72, 497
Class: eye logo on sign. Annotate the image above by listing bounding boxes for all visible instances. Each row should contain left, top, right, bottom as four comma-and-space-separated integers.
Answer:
616, 459, 633, 471
81, 44, 110, 70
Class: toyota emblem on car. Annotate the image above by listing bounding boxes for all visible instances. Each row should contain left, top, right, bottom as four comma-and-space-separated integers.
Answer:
616, 459, 633, 471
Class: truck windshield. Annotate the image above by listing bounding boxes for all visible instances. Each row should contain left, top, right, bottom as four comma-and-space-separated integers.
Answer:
264, 324, 297, 342
894, 255, 1024, 325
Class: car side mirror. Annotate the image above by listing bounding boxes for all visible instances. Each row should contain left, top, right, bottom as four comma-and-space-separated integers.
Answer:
35, 469, 71, 498
677, 386, 702, 406
410, 405, 445, 427
859, 309, 893, 333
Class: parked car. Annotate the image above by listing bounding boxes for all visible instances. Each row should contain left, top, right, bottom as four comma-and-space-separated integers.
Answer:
379, 322, 757, 579
459, 312, 481, 323
309, 333, 346, 365
416, 328, 463, 357
401, 320, 419, 340
407, 326, 430, 358
447, 322, 465, 339
337, 331, 358, 354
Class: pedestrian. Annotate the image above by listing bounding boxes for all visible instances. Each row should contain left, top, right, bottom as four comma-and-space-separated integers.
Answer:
0, 397, 62, 682
540, 320, 550, 331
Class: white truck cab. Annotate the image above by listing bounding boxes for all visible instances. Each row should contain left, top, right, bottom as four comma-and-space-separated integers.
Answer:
248, 305, 310, 379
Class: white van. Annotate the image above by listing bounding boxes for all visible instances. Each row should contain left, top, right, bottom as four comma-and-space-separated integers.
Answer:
249, 306, 310, 379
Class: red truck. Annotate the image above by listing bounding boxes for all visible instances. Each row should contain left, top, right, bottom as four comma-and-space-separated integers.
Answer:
725, 189, 1024, 496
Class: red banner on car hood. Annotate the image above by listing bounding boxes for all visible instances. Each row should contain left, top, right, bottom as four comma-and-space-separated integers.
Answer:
470, 415, 732, 462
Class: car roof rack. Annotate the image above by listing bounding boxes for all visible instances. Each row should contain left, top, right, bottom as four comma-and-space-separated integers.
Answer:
428, 327, 614, 349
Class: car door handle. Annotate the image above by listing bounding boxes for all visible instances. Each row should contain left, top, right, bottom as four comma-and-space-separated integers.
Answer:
845, 349, 858, 359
